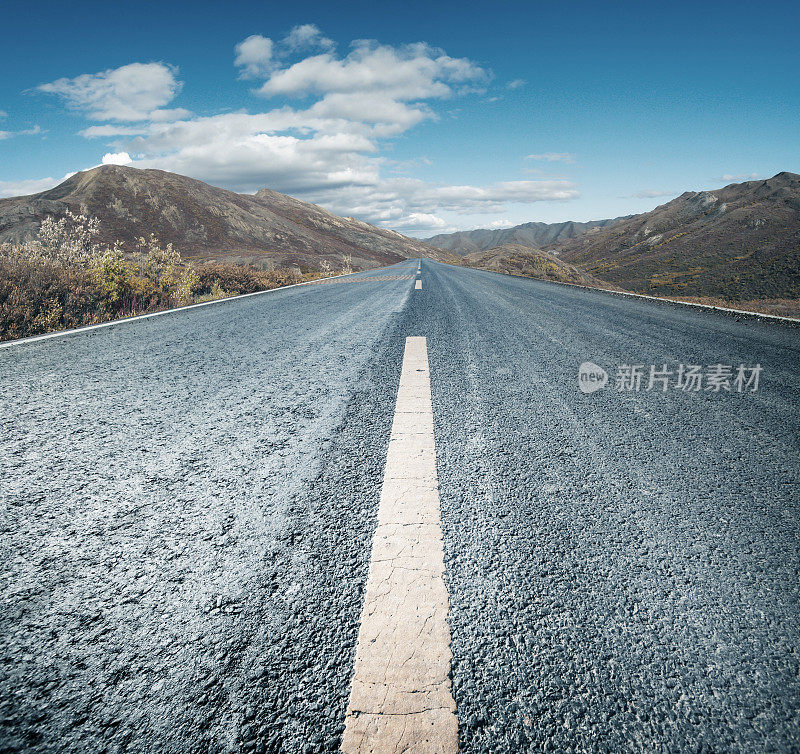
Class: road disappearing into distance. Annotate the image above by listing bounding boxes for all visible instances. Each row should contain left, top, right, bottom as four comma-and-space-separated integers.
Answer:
1, 261, 798, 752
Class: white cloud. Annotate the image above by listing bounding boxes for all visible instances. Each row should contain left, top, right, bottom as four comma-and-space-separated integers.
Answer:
720, 172, 760, 182
414, 180, 577, 210
234, 35, 274, 79
526, 152, 576, 163
37, 62, 182, 121
283, 24, 334, 53
506, 79, 526, 90
244, 39, 490, 141
307, 92, 431, 134
297, 178, 577, 232
129, 126, 381, 195
0, 110, 7, 119
0, 125, 43, 139
80, 124, 150, 137
93, 104, 576, 218
149, 108, 193, 122
102, 151, 133, 165
632, 189, 676, 198
389, 212, 449, 233
258, 40, 487, 100
30, 29, 572, 231
0, 174, 69, 198
234, 26, 335, 80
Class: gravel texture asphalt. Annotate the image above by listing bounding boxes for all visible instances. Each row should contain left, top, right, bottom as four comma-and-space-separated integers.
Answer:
1, 266, 414, 754
1, 260, 799, 753
413, 264, 800, 753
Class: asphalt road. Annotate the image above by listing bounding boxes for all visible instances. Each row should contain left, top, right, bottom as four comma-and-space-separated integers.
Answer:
1, 261, 798, 753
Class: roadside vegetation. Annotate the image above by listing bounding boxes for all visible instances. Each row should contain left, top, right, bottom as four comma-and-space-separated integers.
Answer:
461, 247, 800, 319
462, 245, 610, 288
0, 212, 334, 342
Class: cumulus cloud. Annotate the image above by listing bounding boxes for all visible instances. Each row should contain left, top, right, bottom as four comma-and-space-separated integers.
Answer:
102, 151, 133, 165
37, 62, 182, 121
247, 39, 490, 140
258, 40, 486, 100
506, 79, 526, 90
526, 152, 576, 163
32, 28, 571, 232
234, 35, 274, 78
307, 92, 431, 135
389, 212, 450, 232
235, 26, 334, 79
283, 24, 334, 53
297, 178, 577, 235
92, 104, 576, 221
126, 120, 382, 195
0, 110, 7, 119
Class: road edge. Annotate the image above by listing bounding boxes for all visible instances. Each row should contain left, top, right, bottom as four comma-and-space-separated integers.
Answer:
0, 268, 377, 350
456, 264, 800, 326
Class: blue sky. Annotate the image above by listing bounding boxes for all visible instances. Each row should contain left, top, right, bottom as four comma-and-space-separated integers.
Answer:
1, 0, 798, 235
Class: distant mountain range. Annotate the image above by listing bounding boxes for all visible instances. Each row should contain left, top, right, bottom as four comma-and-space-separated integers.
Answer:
551, 172, 800, 300
425, 218, 627, 255
1, 167, 797, 306
428, 172, 800, 302
0, 166, 449, 271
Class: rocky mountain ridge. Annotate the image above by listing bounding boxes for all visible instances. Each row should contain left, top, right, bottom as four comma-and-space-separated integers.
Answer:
424, 217, 627, 255
0, 166, 448, 271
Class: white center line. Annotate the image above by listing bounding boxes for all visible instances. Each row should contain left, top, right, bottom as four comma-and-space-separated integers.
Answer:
341, 336, 458, 753
415, 280, 423, 290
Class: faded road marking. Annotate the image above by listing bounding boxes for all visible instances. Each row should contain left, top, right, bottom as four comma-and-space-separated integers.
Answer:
341, 337, 458, 753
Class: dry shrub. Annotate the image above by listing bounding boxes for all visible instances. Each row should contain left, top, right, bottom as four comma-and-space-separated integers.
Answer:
192, 262, 305, 297
0, 256, 102, 341
0, 211, 318, 341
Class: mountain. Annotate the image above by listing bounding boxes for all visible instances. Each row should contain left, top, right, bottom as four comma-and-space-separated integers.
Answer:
549, 172, 800, 300
430, 172, 800, 305
463, 244, 609, 287
424, 218, 626, 255
0, 166, 447, 270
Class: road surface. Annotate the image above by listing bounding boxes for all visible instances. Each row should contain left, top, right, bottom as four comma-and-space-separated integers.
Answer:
1, 261, 798, 753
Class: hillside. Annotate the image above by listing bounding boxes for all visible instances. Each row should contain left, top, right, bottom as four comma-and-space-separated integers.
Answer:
0, 166, 448, 271
463, 244, 609, 287
425, 217, 626, 255
550, 172, 800, 300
